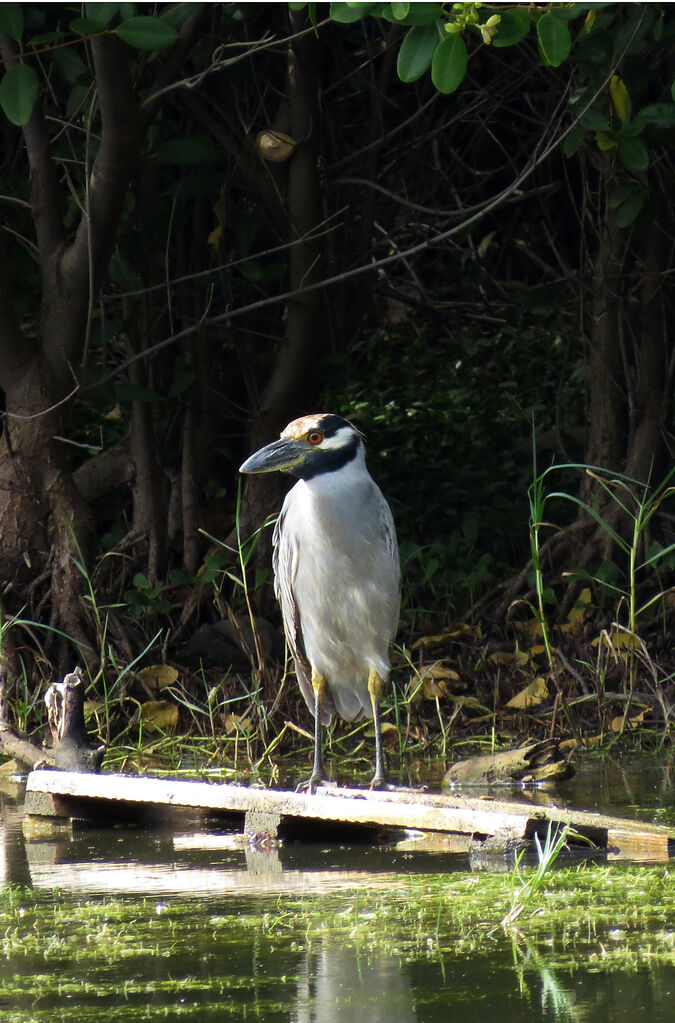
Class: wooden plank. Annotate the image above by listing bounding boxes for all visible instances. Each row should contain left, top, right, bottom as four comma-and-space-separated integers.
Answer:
23, 770, 675, 859
24, 770, 531, 839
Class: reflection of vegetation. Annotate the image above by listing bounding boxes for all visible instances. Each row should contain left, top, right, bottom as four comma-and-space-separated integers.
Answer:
1, 864, 673, 1020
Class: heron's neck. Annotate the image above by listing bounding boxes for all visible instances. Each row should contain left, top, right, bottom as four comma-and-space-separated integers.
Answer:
298, 445, 370, 496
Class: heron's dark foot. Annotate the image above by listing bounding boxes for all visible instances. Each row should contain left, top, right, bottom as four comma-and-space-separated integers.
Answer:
296, 773, 334, 794
369, 772, 388, 791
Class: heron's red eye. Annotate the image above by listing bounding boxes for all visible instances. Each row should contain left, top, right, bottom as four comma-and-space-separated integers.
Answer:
307, 430, 323, 445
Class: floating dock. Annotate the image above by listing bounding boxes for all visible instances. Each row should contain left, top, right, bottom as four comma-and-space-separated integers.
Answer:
23, 769, 675, 861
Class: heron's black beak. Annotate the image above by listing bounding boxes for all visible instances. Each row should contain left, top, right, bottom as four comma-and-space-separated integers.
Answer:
239, 438, 309, 475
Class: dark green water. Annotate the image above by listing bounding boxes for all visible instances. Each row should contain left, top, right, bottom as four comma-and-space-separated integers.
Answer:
0, 753, 673, 1022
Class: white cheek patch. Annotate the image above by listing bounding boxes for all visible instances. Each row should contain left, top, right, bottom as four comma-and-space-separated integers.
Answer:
314, 426, 356, 452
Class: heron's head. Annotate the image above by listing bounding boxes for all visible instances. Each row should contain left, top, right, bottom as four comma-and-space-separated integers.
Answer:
239, 414, 364, 480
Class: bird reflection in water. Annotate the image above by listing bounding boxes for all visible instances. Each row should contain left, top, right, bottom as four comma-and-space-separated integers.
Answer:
293, 942, 416, 1023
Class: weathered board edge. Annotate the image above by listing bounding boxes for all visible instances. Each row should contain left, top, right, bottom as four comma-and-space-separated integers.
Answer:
23, 769, 675, 858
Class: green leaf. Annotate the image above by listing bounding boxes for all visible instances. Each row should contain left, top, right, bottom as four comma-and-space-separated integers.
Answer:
381, 3, 443, 25
397, 23, 440, 83
617, 119, 645, 139
579, 108, 610, 132
52, 47, 88, 84
537, 13, 572, 67
618, 137, 649, 173
0, 3, 23, 42
69, 17, 106, 36
86, 3, 122, 27
155, 136, 220, 165
615, 190, 646, 228
608, 184, 640, 209
563, 122, 585, 157
389, 2, 409, 19
431, 34, 467, 95
28, 31, 68, 45
633, 103, 675, 133
115, 16, 178, 51
329, 2, 377, 22
492, 9, 531, 47
594, 131, 616, 152
0, 63, 39, 126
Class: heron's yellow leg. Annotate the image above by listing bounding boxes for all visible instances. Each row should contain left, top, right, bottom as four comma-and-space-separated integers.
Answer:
306, 672, 326, 792
368, 669, 387, 789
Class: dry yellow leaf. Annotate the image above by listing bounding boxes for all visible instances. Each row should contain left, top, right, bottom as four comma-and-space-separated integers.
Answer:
511, 619, 543, 641
411, 623, 482, 648
610, 709, 648, 732
489, 647, 529, 667
422, 677, 451, 700
417, 662, 461, 681
137, 664, 179, 695
505, 677, 549, 709
591, 631, 638, 651
140, 700, 179, 733
224, 713, 252, 735
560, 587, 594, 634
610, 75, 631, 126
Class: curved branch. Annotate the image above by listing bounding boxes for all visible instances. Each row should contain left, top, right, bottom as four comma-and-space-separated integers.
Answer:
0, 34, 64, 263
59, 34, 141, 306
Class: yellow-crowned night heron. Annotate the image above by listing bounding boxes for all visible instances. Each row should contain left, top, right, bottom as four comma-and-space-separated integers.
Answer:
240, 414, 400, 789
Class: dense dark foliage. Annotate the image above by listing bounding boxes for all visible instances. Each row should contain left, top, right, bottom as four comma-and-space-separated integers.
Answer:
0, 3, 673, 751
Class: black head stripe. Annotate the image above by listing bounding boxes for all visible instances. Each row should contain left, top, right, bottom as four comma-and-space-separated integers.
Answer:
314, 414, 357, 438
290, 431, 360, 479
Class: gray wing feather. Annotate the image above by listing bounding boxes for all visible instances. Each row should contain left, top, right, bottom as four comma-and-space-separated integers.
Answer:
379, 493, 401, 636
273, 509, 333, 723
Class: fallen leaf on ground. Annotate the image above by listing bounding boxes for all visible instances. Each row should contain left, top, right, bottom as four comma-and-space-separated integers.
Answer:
505, 677, 549, 709
140, 700, 179, 733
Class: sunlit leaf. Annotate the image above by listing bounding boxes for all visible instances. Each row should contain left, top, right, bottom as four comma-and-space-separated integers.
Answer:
390, 2, 409, 19
506, 677, 549, 709
137, 664, 179, 695
610, 708, 649, 732
140, 699, 179, 733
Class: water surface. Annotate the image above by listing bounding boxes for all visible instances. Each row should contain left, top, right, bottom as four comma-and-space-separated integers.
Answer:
0, 753, 673, 1022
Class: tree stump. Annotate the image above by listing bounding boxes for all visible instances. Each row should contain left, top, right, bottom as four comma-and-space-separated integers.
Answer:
44, 668, 105, 773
